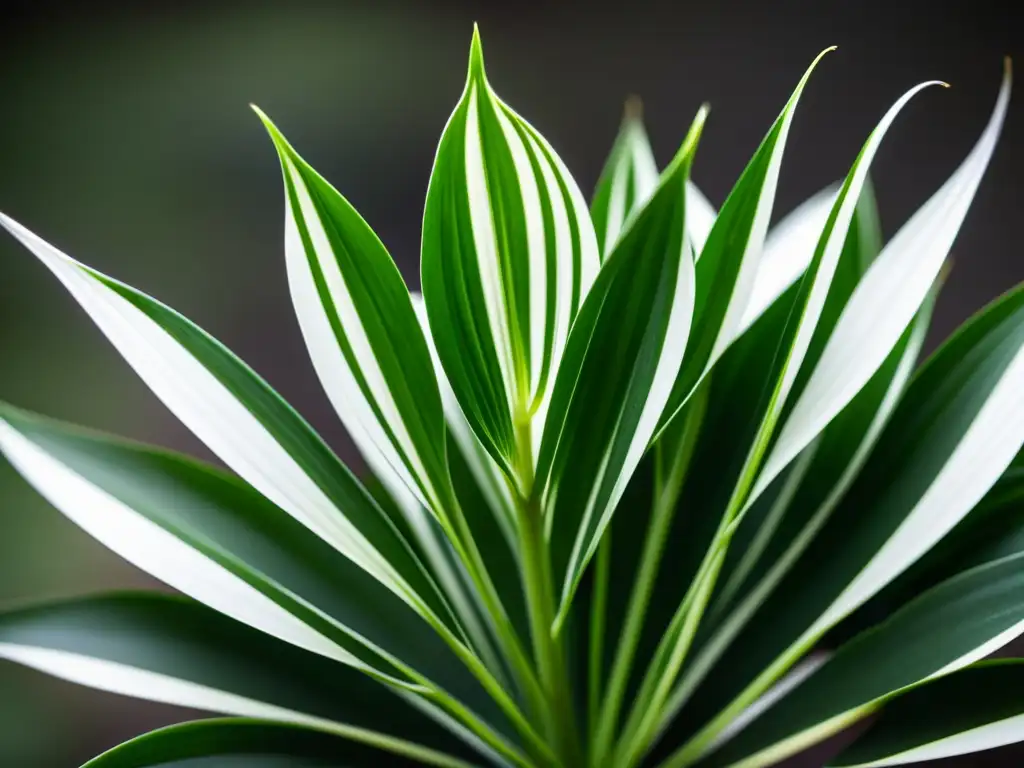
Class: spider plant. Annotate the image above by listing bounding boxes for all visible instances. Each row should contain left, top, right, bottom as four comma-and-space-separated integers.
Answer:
1, 26, 1021, 768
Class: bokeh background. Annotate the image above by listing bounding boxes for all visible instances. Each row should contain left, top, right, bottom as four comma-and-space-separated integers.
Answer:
1, 1, 1021, 765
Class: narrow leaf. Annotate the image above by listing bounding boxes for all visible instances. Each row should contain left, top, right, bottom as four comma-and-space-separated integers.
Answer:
81, 718, 477, 768
696, 551, 1024, 767
538, 105, 708, 628
254, 107, 453, 524
655, 48, 834, 437
0, 405, 505, 722
0, 595, 486, 765
830, 660, 1024, 767
421, 27, 600, 480
661, 280, 1024, 767
748, 63, 1011, 506
0, 214, 452, 628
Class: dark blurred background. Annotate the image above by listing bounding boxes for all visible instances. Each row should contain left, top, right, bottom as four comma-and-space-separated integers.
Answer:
0, 1, 1021, 765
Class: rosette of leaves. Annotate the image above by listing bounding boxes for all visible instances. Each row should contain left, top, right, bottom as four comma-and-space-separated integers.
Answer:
1, 26, 1020, 768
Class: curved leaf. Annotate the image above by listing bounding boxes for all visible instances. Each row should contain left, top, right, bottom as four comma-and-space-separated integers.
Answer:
421, 27, 599, 480
655, 48, 834, 438
830, 660, 1024, 767
253, 107, 452, 525
0, 405, 509, 733
749, 62, 1010, 506
615, 78, 937, 768
695, 551, 1024, 767
662, 280, 1024, 766
81, 718, 478, 768
0, 595, 486, 765
537, 105, 708, 627
0, 214, 451, 629
834, 454, 1024, 642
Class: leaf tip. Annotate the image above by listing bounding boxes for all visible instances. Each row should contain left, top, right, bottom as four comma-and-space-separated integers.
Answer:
1004, 55, 1013, 81
250, 105, 293, 161
624, 94, 644, 122
467, 22, 487, 84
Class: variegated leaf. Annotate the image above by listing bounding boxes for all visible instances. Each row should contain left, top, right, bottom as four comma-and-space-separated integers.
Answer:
747, 62, 1011, 509
254, 108, 453, 524
421, 27, 600, 485
0, 214, 451, 629
537, 106, 708, 628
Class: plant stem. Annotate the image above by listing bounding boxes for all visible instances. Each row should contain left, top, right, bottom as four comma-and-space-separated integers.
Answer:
519, 491, 581, 767
427, 614, 558, 767
446, 507, 550, 725
514, 414, 582, 768
590, 389, 707, 764
587, 536, 610, 745
615, 392, 778, 766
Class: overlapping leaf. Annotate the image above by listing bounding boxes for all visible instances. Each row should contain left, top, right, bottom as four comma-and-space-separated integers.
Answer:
660, 280, 1024, 767
0, 214, 449, 627
81, 718, 476, 768
253, 108, 452, 525
653, 49, 834, 440
610, 73, 936, 768
747, 61, 1011, 508
536, 105, 707, 628
696, 549, 1024, 767
830, 661, 1024, 767
421, 27, 600, 482
0, 595, 486, 766
590, 102, 716, 259
0, 406, 498, 699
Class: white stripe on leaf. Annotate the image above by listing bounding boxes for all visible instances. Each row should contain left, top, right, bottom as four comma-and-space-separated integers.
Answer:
736, 81, 945, 520
0, 422, 364, 671
0, 644, 475, 764
464, 84, 518, 412
834, 714, 1024, 767
279, 154, 440, 515
0, 215, 407, 603
750, 68, 1010, 507
738, 185, 839, 334
815, 341, 1024, 632
704, 55, 835, 369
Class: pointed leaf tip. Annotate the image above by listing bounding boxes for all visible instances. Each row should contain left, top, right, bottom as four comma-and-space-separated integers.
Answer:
624, 95, 644, 122
467, 23, 486, 84
663, 104, 709, 180
250, 106, 289, 154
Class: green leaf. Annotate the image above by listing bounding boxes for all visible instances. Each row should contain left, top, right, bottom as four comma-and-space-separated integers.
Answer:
0, 214, 452, 629
81, 718, 478, 768
412, 292, 534, 687
833, 454, 1024, 643
654, 48, 835, 438
830, 660, 1024, 767
745, 64, 1010, 511
0, 595, 485, 766
696, 550, 1024, 767
536, 104, 708, 629
707, 175, 888, 623
0, 404, 509, 733
612, 74, 934, 768
590, 100, 716, 259
736, 184, 839, 334
661, 280, 1024, 767
253, 107, 453, 526
421, 27, 600, 482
